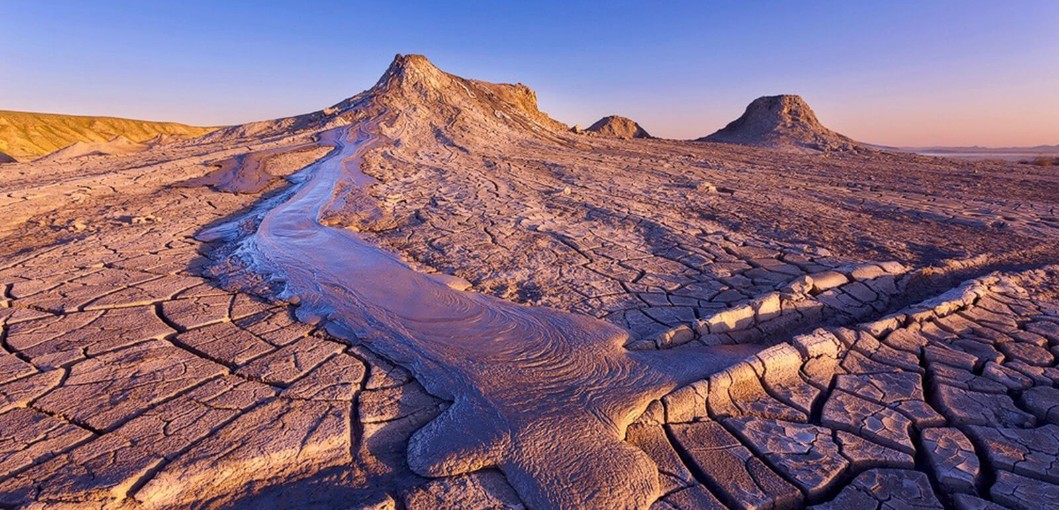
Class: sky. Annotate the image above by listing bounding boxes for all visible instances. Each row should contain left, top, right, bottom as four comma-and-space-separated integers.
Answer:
3, 1, 1058, 147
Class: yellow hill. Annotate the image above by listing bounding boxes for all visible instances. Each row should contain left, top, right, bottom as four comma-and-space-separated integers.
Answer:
0, 110, 217, 161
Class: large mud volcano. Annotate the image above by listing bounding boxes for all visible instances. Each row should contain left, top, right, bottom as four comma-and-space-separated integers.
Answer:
200, 60, 762, 508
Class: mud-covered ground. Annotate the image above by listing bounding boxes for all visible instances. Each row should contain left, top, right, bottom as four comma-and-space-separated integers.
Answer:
1, 56, 1058, 509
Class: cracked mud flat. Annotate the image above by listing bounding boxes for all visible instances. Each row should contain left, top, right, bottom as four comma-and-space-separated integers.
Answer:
1, 54, 1059, 510
202, 123, 759, 509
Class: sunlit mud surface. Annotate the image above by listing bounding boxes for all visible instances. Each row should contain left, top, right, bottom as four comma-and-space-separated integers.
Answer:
206, 125, 761, 508
1, 55, 1059, 510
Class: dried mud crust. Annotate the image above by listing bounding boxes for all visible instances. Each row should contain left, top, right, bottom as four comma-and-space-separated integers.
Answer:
363, 126, 1059, 342
639, 267, 1059, 510
1, 54, 1058, 509
0, 140, 464, 509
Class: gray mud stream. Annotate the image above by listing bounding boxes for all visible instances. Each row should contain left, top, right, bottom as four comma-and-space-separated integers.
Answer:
207, 125, 761, 509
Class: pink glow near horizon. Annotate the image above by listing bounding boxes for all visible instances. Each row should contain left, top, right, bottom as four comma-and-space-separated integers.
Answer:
2, 2, 1057, 148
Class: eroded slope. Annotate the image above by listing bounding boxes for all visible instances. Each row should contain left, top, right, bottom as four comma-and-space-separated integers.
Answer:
0, 110, 216, 161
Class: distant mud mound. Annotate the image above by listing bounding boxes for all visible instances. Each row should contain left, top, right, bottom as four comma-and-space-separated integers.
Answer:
701, 95, 860, 152
586, 115, 652, 139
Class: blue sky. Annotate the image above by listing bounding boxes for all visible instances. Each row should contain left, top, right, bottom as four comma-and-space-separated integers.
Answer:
3, 1, 1057, 146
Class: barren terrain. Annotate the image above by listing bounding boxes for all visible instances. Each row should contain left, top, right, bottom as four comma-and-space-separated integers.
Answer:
0, 110, 214, 162
1, 55, 1058, 509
